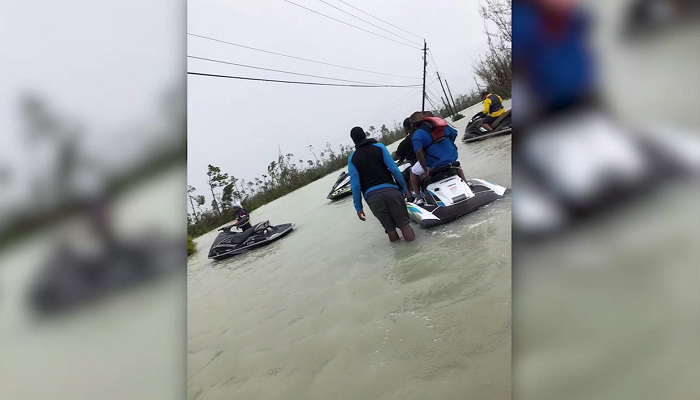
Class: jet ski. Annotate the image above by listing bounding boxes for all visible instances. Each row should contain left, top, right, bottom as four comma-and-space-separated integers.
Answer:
405, 163, 510, 228
208, 220, 295, 260
327, 161, 413, 201
27, 236, 182, 316
513, 109, 700, 238
396, 159, 413, 185
327, 171, 352, 200
462, 110, 512, 143
622, 0, 700, 39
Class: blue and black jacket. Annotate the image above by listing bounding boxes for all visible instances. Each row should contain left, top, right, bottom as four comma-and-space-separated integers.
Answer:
348, 139, 407, 212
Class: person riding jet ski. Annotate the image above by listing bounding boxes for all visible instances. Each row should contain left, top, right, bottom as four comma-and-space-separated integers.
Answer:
409, 111, 468, 205
392, 118, 419, 189
208, 220, 295, 260
480, 90, 507, 132
231, 201, 251, 231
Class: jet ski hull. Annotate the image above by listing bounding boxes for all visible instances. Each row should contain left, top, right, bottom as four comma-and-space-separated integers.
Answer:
327, 171, 352, 200
462, 111, 512, 143
208, 221, 295, 260
406, 171, 509, 228
28, 237, 182, 316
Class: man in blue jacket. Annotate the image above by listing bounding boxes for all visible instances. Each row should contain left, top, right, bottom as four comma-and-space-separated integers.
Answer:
409, 111, 467, 205
348, 127, 415, 243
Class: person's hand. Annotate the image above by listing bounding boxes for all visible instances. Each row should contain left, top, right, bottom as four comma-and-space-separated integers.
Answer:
357, 210, 366, 221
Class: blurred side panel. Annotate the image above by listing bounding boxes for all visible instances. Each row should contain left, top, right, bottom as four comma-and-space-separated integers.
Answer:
512, 0, 700, 399
0, 0, 186, 399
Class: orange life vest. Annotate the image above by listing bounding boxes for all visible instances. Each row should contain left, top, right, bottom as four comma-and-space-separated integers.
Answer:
422, 116, 449, 146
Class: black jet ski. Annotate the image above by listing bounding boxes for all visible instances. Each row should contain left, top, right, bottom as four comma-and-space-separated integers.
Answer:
327, 161, 413, 201
208, 220, 295, 260
622, 0, 700, 39
327, 171, 352, 200
462, 109, 512, 143
27, 236, 182, 316
513, 109, 700, 238
405, 163, 510, 228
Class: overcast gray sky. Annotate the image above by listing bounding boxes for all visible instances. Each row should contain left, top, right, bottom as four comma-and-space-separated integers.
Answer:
187, 0, 490, 205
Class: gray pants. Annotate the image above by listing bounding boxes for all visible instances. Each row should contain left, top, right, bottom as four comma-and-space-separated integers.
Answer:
365, 188, 410, 233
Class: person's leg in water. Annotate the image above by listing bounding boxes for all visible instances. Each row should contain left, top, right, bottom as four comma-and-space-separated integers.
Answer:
387, 229, 401, 242
398, 223, 415, 242
385, 188, 415, 242
366, 189, 400, 243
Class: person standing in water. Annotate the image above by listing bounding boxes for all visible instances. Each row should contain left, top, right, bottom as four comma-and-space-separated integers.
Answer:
348, 127, 415, 242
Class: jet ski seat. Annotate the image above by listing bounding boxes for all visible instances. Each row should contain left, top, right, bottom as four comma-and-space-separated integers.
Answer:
491, 109, 510, 128
420, 162, 461, 192
230, 227, 257, 245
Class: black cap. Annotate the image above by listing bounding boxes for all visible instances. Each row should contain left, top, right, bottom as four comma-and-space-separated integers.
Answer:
403, 118, 411, 128
350, 127, 366, 144
481, 90, 489, 97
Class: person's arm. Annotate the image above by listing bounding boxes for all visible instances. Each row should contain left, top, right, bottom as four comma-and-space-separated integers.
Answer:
413, 132, 427, 172
391, 151, 400, 161
416, 149, 427, 172
348, 155, 363, 213
238, 210, 249, 226
394, 139, 408, 162
483, 97, 491, 115
379, 144, 407, 193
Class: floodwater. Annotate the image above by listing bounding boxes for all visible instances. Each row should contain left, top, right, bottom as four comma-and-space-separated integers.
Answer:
187, 103, 512, 400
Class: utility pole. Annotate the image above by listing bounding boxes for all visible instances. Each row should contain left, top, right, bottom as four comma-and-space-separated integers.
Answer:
440, 96, 451, 117
422, 40, 427, 112
473, 76, 481, 92
445, 79, 459, 115
436, 72, 455, 116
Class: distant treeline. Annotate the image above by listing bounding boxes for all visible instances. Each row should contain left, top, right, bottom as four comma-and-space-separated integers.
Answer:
187, 123, 407, 238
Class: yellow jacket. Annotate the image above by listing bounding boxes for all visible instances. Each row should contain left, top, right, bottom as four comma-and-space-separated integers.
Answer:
483, 94, 505, 117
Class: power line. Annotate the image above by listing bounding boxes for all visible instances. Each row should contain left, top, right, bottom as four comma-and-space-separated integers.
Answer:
188, 55, 399, 85
335, 0, 424, 40
187, 71, 422, 87
282, 0, 422, 50
315, 0, 421, 46
425, 94, 439, 111
188, 33, 420, 79
362, 89, 423, 127
328, 89, 422, 145
426, 86, 441, 103
427, 50, 442, 76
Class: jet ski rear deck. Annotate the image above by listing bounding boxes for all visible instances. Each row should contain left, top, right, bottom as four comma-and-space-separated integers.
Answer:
406, 164, 509, 228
